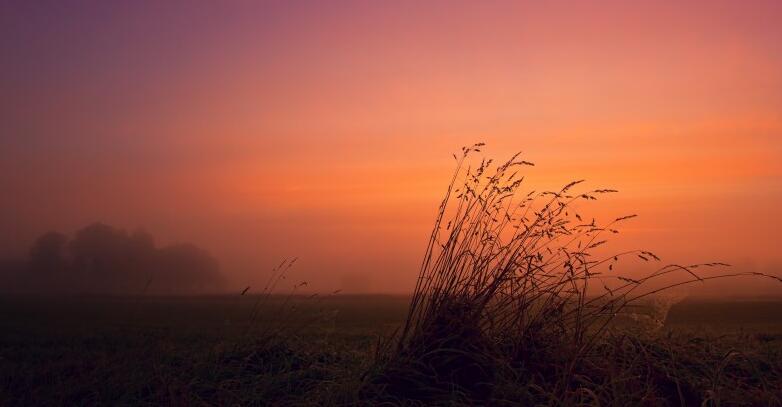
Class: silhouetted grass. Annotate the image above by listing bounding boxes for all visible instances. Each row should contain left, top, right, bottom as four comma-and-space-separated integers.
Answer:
364, 144, 782, 405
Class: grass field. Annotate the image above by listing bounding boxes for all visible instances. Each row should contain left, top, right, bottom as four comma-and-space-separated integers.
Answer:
1, 294, 782, 405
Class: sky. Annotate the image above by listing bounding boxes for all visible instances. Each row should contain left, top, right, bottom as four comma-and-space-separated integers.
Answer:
1, 0, 781, 294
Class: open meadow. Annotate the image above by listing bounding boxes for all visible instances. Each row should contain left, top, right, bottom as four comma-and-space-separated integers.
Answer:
2, 295, 782, 405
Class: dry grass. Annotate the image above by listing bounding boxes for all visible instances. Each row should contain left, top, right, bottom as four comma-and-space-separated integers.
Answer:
365, 144, 782, 404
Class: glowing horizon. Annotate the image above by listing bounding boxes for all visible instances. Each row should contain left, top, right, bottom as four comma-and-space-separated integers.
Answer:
2, 0, 781, 293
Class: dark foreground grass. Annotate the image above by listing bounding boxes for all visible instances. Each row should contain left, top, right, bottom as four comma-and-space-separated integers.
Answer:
1, 295, 782, 405
362, 145, 782, 406
0, 295, 402, 406
364, 312, 782, 406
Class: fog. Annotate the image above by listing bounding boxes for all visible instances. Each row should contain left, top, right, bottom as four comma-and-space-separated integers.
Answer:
2, 1, 782, 296
0, 222, 224, 295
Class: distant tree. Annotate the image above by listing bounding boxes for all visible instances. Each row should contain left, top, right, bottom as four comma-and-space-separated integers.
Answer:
154, 243, 223, 292
8, 222, 225, 294
28, 231, 68, 275
0, 258, 27, 289
129, 229, 155, 255
68, 223, 131, 290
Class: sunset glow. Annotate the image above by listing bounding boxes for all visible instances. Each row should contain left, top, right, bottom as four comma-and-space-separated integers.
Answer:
2, 0, 781, 293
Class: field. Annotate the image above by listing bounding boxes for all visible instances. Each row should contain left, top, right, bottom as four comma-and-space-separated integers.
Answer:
2, 295, 782, 406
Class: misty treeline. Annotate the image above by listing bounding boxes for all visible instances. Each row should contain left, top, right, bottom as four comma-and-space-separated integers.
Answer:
0, 223, 224, 294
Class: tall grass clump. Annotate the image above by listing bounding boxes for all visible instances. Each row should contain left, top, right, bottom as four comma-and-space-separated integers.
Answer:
366, 144, 782, 404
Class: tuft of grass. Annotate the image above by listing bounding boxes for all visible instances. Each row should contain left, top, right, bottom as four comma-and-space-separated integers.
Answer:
365, 144, 782, 404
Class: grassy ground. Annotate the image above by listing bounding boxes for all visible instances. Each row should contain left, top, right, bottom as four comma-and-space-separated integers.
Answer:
0, 295, 405, 406
1, 295, 782, 405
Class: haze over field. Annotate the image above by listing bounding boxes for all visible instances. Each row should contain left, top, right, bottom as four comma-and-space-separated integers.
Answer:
2, 1, 782, 294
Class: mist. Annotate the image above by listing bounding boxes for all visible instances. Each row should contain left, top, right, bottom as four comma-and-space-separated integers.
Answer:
0, 222, 224, 295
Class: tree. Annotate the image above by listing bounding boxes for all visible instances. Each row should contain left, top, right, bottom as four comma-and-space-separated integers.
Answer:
28, 231, 68, 275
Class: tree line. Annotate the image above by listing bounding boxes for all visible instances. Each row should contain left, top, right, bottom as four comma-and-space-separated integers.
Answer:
0, 222, 224, 294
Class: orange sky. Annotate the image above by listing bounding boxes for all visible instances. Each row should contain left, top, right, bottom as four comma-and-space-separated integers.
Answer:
1, 1, 781, 293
